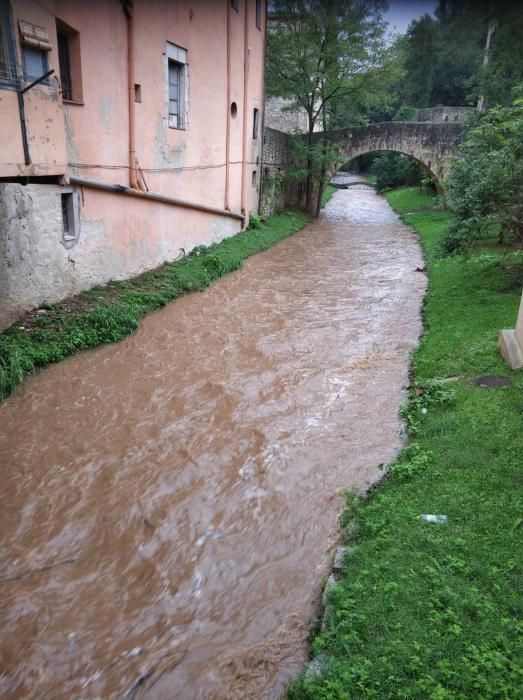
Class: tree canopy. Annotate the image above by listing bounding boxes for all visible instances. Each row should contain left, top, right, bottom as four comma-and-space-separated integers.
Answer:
443, 88, 523, 253
266, 0, 389, 133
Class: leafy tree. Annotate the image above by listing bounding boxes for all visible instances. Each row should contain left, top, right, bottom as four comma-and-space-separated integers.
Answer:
475, 2, 523, 108
371, 152, 424, 193
400, 6, 483, 108
266, 0, 388, 214
442, 88, 523, 254
400, 1, 523, 110
331, 37, 407, 126
402, 14, 437, 108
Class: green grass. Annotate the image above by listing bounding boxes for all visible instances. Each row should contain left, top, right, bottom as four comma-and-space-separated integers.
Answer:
322, 184, 337, 207
288, 186, 523, 699
364, 173, 377, 184
0, 209, 311, 400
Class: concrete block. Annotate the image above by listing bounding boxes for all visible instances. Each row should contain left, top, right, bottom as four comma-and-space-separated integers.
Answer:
499, 292, 523, 370
305, 654, 330, 679
321, 574, 337, 608
498, 329, 523, 370
332, 546, 353, 573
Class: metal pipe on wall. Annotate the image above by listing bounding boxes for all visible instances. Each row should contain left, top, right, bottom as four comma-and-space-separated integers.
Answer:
257, 2, 268, 215
224, 1, 232, 211
69, 175, 245, 221
240, 0, 249, 219
121, 0, 140, 191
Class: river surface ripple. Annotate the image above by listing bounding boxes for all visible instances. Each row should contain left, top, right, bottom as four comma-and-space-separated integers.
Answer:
0, 179, 426, 699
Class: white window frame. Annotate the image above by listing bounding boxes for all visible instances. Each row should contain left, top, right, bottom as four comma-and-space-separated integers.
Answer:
165, 42, 188, 130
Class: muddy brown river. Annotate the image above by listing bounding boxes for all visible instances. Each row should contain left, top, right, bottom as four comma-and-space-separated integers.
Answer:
0, 179, 426, 699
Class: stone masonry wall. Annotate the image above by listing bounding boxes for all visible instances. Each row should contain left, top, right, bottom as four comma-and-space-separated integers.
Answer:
260, 127, 303, 218
264, 97, 308, 134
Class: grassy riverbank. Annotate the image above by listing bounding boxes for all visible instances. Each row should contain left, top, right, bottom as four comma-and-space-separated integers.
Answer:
288, 187, 523, 699
0, 209, 311, 400
323, 184, 337, 206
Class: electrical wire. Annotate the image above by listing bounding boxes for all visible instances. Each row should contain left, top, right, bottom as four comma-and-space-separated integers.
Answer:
1, 160, 291, 172
67, 160, 290, 173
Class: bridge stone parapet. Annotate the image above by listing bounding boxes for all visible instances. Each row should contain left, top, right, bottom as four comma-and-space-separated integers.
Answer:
415, 106, 473, 123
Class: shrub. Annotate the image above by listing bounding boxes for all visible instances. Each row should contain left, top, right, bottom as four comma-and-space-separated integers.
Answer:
442, 87, 523, 254
372, 152, 424, 193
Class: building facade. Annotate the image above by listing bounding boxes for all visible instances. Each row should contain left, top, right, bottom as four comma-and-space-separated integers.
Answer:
0, 0, 266, 329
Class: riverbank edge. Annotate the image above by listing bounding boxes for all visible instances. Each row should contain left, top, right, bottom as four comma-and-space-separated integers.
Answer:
0, 209, 312, 401
287, 186, 523, 698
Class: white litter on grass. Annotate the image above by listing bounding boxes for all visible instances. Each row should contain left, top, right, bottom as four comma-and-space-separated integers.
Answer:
418, 514, 448, 524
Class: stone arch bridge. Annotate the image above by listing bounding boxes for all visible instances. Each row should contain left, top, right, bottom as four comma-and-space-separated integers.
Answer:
261, 110, 469, 216
318, 120, 466, 185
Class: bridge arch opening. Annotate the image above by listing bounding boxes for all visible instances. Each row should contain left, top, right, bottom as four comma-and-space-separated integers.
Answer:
330, 149, 441, 194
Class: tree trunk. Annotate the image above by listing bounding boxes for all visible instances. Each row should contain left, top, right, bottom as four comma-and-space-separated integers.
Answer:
314, 139, 327, 219
304, 126, 313, 213
314, 101, 328, 218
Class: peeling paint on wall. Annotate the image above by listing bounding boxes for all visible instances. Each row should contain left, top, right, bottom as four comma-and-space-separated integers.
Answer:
0, 182, 241, 330
63, 106, 81, 168
154, 116, 186, 170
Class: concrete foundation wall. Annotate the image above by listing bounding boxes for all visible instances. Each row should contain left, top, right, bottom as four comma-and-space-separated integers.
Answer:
0, 183, 240, 330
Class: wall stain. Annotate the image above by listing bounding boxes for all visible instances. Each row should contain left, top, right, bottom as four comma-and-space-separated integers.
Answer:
99, 97, 113, 134
154, 116, 185, 170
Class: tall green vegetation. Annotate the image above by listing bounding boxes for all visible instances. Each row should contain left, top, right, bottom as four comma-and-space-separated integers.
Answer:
476, 2, 523, 108
403, 3, 483, 108
442, 89, 523, 254
399, 1, 523, 111
266, 0, 391, 214
370, 152, 426, 193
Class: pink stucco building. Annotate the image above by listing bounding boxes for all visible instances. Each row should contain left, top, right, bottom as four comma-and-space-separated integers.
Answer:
0, 0, 266, 329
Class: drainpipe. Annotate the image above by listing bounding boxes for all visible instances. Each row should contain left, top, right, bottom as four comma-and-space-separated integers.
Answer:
240, 0, 250, 219
224, 1, 231, 210
121, 0, 140, 190
257, 2, 267, 215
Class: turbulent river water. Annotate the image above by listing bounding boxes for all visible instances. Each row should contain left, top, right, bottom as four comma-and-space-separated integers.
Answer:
0, 178, 426, 699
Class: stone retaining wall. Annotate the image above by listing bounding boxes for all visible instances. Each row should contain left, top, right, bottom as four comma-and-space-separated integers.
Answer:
260, 127, 303, 218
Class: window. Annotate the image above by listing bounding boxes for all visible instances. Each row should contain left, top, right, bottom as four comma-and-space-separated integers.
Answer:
56, 19, 82, 102
231, 0, 239, 11
0, 0, 17, 86
168, 60, 183, 128
166, 43, 187, 129
22, 45, 47, 80
19, 20, 51, 81
57, 29, 71, 99
252, 170, 257, 186
61, 192, 79, 247
252, 107, 259, 139
256, 0, 262, 30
